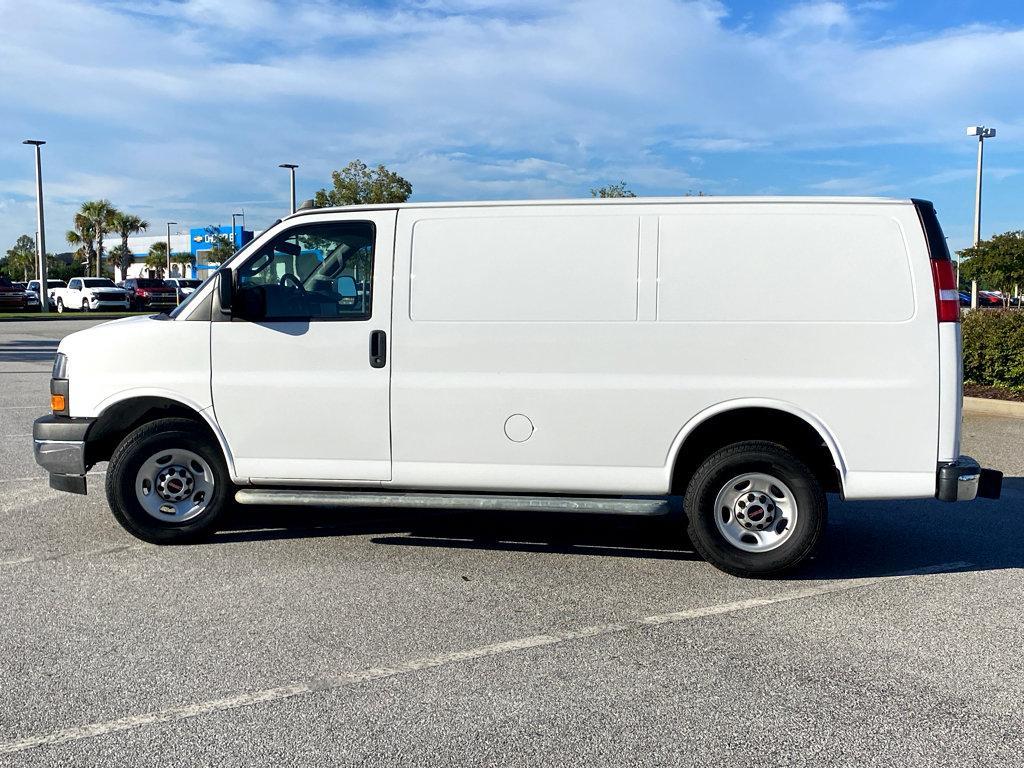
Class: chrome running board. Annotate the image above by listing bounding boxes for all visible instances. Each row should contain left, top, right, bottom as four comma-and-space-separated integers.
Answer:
234, 489, 671, 516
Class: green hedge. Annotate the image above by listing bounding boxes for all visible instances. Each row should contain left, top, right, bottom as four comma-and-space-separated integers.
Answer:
962, 309, 1024, 391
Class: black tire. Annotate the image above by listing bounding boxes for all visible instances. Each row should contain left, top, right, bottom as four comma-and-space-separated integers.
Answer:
55, 297, 65, 313
81, 299, 90, 312
684, 440, 827, 578
105, 418, 231, 544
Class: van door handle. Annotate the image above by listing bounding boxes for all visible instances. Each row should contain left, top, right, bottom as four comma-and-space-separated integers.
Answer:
369, 330, 387, 368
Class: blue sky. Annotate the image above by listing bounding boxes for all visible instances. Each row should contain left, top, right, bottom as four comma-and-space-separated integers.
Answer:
1, 0, 1023, 254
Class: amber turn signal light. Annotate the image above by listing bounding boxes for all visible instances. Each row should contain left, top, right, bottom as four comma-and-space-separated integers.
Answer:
51, 394, 66, 412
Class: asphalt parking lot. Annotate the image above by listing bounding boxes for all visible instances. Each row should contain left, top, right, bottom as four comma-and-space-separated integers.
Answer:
1, 317, 1022, 766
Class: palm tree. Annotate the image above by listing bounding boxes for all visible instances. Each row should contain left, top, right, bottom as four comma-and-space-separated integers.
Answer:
112, 212, 148, 254
108, 244, 134, 280
110, 212, 148, 281
146, 242, 167, 279
79, 200, 118, 277
66, 213, 97, 273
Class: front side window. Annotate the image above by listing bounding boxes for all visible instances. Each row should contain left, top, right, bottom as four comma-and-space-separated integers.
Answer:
69, 279, 81, 290
236, 221, 375, 321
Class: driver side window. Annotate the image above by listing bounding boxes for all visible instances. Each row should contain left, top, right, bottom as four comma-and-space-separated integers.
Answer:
237, 220, 375, 321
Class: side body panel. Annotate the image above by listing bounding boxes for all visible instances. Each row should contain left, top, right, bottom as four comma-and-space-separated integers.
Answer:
388, 201, 939, 498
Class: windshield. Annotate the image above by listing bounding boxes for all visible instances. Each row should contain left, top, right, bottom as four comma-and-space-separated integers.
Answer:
82, 278, 116, 288
135, 279, 167, 288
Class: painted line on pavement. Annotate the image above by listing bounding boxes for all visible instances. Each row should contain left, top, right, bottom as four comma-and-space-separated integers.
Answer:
0, 544, 144, 568
0, 471, 105, 485
0, 560, 970, 756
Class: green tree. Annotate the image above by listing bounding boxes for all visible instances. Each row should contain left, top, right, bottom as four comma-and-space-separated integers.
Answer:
107, 244, 134, 280
958, 231, 1024, 305
314, 159, 412, 207
590, 181, 636, 198
80, 200, 118, 277
110, 211, 148, 279
204, 227, 235, 264
47, 255, 86, 283
171, 251, 195, 278
145, 242, 168, 278
66, 214, 97, 273
3, 235, 37, 281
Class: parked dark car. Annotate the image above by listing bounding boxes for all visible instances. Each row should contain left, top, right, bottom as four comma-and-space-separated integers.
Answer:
0, 277, 29, 311
122, 278, 179, 310
12, 282, 41, 308
959, 290, 1003, 308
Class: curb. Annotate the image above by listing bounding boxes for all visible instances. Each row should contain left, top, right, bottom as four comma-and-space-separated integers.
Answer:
963, 396, 1024, 419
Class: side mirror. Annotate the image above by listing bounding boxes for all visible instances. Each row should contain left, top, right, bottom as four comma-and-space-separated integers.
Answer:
217, 268, 233, 316
236, 285, 267, 321
337, 276, 357, 297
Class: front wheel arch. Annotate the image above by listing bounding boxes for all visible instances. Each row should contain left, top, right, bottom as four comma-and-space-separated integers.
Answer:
85, 396, 230, 474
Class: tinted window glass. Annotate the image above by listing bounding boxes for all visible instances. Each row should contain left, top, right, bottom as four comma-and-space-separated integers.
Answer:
135, 279, 166, 288
82, 278, 116, 288
237, 221, 375, 320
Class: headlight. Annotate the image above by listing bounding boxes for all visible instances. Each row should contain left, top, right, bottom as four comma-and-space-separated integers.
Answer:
52, 352, 68, 379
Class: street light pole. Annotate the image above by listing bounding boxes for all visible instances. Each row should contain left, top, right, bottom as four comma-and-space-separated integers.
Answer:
23, 140, 49, 313
166, 222, 177, 278
965, 125, 996, 309
231, 212, 243, 249
279, 164, 298, 214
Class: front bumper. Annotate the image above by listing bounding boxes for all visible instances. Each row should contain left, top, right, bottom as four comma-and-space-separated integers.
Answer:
32, 415, 95, 494
88, 297, 130, 310
936, 455, 1002, 502
137, 296, 178, 307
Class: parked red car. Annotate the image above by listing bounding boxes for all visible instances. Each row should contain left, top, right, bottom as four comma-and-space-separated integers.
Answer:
121, 278, 179, 310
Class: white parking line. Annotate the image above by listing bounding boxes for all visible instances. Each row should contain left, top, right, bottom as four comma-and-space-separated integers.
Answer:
0, 544, 144, 568
0, 560, 970, 756
0, 471, 105, 485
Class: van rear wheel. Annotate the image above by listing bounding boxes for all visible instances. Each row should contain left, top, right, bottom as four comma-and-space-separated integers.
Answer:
684, 441, 826, 577
105, 418, 230, 544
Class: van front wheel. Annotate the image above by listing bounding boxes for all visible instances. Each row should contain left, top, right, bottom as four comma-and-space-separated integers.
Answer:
105, 418, 230, 544
684, 441, 826, 577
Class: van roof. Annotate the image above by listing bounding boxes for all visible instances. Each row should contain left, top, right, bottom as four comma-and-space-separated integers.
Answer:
284, 195, 912, 220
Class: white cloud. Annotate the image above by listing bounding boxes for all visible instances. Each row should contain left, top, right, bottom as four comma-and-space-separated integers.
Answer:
1, 0, 1023, 250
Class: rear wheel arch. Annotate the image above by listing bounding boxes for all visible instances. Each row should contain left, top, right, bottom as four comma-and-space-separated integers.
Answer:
669, 402, 846, 497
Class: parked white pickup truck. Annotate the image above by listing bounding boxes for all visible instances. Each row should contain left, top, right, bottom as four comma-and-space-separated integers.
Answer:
51, 277, 130, 313
32, 196, 1002, 576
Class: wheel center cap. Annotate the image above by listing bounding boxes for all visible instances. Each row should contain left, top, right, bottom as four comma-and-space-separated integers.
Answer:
747, 505, 765, 521
156, 465, 195, 503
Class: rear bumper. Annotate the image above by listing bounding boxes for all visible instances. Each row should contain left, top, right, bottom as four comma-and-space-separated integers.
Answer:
936, 455, 1002, 502
32, 415, 95, 495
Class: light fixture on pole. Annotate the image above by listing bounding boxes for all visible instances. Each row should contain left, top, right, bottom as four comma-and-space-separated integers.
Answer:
965, 125, 996, 309
278, 164, 298, 214
166, 222, 177, 277
23, 140, 49, 313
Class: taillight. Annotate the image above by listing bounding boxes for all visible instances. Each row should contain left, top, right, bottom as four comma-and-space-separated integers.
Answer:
931, 258, 959, 323
137, 289, 149, 297
914, 199, 959, 324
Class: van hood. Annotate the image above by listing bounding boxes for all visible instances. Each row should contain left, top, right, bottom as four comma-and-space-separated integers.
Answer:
57, 314, 171, 361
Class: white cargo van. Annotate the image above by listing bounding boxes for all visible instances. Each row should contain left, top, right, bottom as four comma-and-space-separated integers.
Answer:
33, 197, 1001, 576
